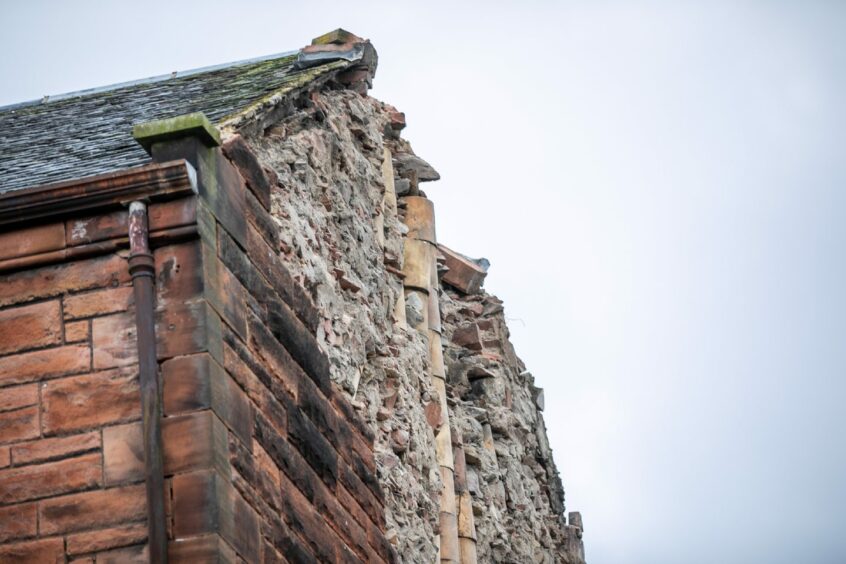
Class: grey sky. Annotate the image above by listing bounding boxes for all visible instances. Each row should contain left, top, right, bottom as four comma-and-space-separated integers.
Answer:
3, 1, 845, 562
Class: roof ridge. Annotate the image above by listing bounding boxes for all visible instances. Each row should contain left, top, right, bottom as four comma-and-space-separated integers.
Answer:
0, 49, 299, 113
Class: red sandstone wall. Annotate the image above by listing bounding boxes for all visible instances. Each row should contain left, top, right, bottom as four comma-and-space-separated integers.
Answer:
0, 200, 199, 562
0, 137, 394, 563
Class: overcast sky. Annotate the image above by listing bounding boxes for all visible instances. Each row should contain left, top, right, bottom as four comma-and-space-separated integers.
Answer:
3, 1, 846, 563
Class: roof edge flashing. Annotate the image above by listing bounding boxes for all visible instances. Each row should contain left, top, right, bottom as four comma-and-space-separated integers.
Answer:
133, 112, 221, 154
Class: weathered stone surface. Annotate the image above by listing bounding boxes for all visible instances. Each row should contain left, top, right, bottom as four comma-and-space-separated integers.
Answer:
0, 222, 65, 261
65, 319, 90, 343
439, 244, 489, 295
93, 543, 148, 563
0, 452, 101, 504
42, 368, 140, 434
0, 405, 39, 444
0, 344, 90, 387
0, 300, 62, 355
0, 538, 65, 562
392, 153, 440, 183
246, 89, 442, 560
167, 534, 237, 563
39, 483, 146, 534
63, 286, 133, 320
92, 313, 138, 369
66, 523, 148, 555
0, 253, 131, 308
0, 503, 37, 542
441, 288, 581, 562
0, 383, 37, 413
11, 432, 100, 466
222, 134, 273, 211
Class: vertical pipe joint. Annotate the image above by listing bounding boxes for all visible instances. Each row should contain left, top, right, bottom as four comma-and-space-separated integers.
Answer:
128, 201, 154, 277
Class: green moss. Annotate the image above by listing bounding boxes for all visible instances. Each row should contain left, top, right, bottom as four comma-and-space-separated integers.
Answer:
311, 29, 359, 46
132, 112, 221, 152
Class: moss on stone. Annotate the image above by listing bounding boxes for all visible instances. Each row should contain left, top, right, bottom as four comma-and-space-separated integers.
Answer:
132, 112, 221, 152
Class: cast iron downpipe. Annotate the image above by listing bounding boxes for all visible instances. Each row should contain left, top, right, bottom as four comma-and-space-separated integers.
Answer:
128, 201, 168, 563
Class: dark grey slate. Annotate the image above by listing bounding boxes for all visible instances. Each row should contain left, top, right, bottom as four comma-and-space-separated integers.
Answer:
0, 51, 346, 193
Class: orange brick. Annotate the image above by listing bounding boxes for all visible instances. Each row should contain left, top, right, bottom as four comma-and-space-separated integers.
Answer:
0, 344, 90, 387
65, 319, 90, 343
0, 452, 101, 504
0, 252, 131, 308
39, 483, 146, 535
0, 300, 62, 355
0, 502, 37, 542
66, 523, 147, 555
0, 222, 65, 261
0, 405, 39, 444
0, 447, 9, 467
42, 369, 140, 434
63, 285, 134, 320
0, 383, 38, 412
11, 431, 100, 466
0, 537, 64, 562
92, 313, 137, 369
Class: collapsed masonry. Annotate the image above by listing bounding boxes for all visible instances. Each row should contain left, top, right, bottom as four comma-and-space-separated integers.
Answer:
0, 29, 585, 563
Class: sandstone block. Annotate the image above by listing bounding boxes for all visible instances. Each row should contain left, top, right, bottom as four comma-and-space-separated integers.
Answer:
0, 451, 101, 504
0, 405, 39, 444
0, 222, 65, 261
167, 534, 237, 563
93, 543, 148, 563
0, 537, 64, 562
451, 323, 483, 351
0, 300, 62, 355
102, 422, 144, 485
156, 302, 213, 361
148, 197, 197, 232
39, 483, 146, 534
155, 241, 204, 305
63, 286, 133, 320
438, 244, 489, 295
0, 253, 131, 308
11, 431, 100, 466
0, 383, 37, 412
66, 523, 148, 555
42, 368, 140, 434
66, 210, 128, 246
65, 319, 90, 343
0, 502, 37, 542
0, 344, 90, 387
222, 134, 272, 211
92, 312, 138, 369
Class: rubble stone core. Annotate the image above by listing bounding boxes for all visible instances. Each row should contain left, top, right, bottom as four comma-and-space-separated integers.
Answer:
238, 51, 587, 560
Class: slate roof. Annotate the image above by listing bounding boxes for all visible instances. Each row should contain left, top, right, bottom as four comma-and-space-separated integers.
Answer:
0, 51, 352, 193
